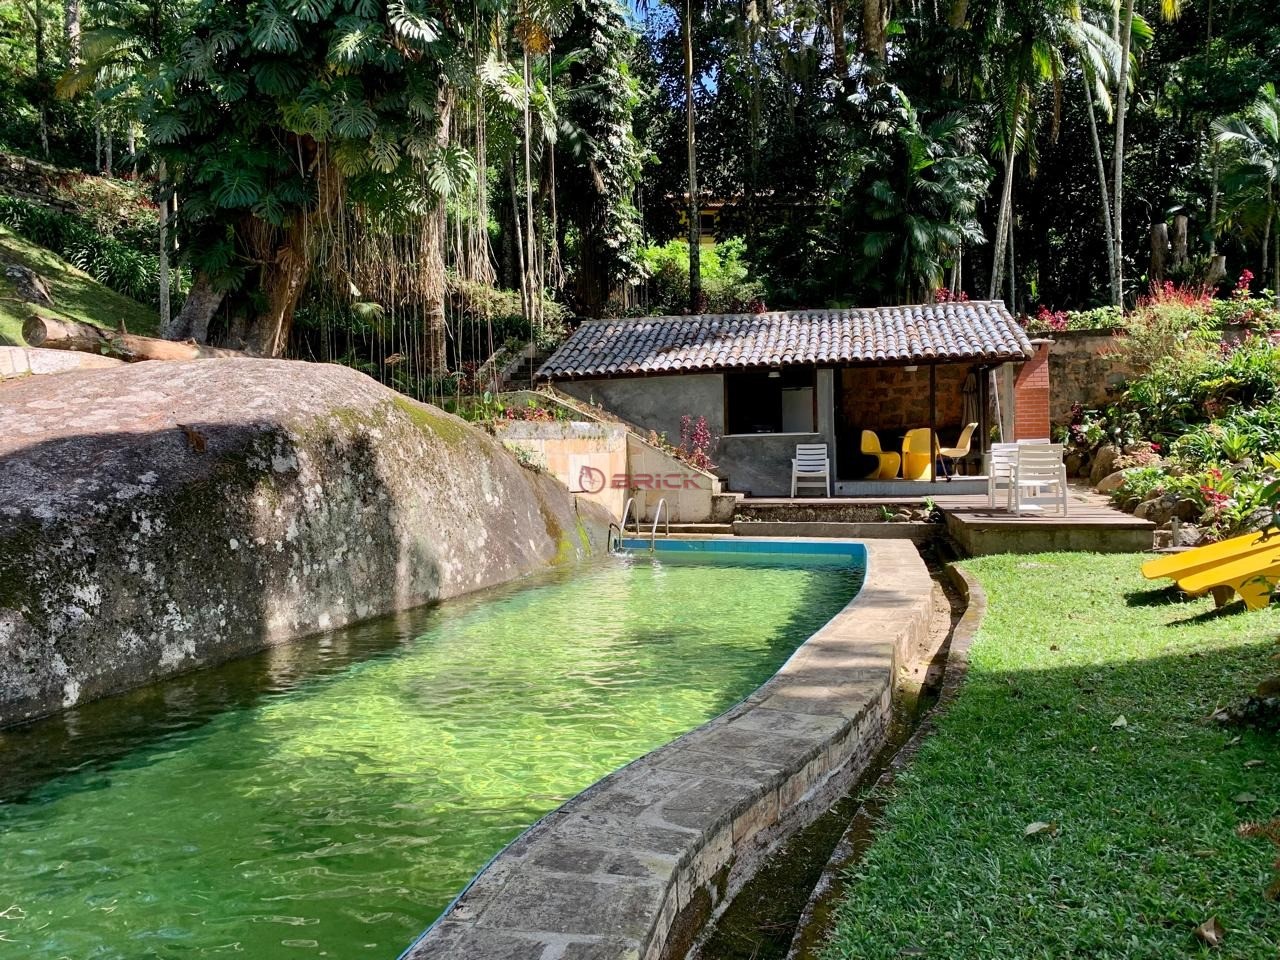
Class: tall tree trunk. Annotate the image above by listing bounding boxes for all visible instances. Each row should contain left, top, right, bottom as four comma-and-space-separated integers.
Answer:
830, 0, 848, 83
683, 0, 701, 313
1149, 222, 1169, 283
862, 0, 887, 63
947, 0, 968, 28
1264, 184, 1274, 290
1208, 143, 1220, 256
509, 158, 528, 320
1007, 215, 1016, 311
1082, 65, 1119, 305
243, 154, 342, 357
988, 88, 1023, 302
165, 272, 223, 342
246, 244, 309, 356
1112, 0, 1135, 306
425, 85, 453, 372
63, 0, 79, 63
521, 47, 539, 332
31, 0, 49, 158
104, 128, 112, 178
157, 164, 170, 334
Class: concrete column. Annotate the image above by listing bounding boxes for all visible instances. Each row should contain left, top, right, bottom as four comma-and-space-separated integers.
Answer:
817, 368, 836, 452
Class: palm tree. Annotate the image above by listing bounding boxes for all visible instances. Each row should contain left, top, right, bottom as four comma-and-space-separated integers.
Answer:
850, 88, 990, 303
682, 0, 700, 312
1214, 83, 1280, 291
1077, 5, 1125, 306
1111, 0, 1180, 305
986, 0, 1120, 305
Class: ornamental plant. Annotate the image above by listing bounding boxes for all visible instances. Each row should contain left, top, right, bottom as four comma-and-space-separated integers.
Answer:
677, 414, 717, 471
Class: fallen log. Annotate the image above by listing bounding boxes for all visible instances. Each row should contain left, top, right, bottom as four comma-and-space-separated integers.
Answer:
22, 315, 246, 362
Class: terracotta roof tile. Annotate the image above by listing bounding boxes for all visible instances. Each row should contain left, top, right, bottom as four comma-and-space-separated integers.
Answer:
537, 302, 1033, 380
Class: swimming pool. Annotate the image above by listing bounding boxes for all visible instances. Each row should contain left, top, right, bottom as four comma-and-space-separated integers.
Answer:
0, 544, 864, 959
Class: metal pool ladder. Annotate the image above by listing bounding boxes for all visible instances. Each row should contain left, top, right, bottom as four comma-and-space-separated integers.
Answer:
648, 498, 669, 552
609, 497, 638, 553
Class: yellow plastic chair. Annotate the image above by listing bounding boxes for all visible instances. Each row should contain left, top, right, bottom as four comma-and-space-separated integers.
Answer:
860, 430, 901, 479
937, 423, 978, 477
901, 428, 934, 481
1141, 528, 1280, 610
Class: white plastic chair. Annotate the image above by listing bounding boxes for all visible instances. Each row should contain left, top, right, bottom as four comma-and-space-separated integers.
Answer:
791, 443, 831, 497
1009, 443, 1068, 516
986, 442, 1018, 509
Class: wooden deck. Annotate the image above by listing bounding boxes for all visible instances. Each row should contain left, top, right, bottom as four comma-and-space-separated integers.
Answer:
735, 485, 1156, 555
939, 490, 1155, 555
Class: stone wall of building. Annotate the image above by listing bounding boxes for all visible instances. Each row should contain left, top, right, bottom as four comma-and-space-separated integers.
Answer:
839, 364, 971, 434
1046, 330, 1135, 426
558, 373, 726, 446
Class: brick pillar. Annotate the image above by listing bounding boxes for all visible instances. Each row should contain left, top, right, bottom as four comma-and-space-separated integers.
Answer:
1012, 339, 1052, 441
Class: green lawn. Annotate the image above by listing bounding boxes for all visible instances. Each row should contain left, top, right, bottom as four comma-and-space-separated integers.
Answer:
825, 553, 1280, 960
0, 225, 158, 346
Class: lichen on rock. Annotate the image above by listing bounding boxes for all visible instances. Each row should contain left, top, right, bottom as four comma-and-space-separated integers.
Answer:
0, 358, 610, 726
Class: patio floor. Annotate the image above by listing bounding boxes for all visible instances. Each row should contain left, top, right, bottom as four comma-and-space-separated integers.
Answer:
734, 485, 1156, 555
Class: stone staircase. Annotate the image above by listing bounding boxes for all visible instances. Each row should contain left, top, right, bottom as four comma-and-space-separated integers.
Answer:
499, 348, 552, 391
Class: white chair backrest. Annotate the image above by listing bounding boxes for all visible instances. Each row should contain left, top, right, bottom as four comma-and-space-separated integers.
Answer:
989, 442, 1018, 477
1016, 443, 1064, 479
1017, 437, 1051, 444
795, 444, 829, 465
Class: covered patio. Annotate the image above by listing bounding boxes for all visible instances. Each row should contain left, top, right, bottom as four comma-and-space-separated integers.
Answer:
539, 302, 1041, 498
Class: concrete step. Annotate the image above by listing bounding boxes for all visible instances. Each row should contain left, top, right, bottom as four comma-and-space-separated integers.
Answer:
623, 524, 735, 537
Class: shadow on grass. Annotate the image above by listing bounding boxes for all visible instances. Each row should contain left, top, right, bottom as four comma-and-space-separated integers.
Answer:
1123, 584, 1195, 607
1171, 600, 1252, 625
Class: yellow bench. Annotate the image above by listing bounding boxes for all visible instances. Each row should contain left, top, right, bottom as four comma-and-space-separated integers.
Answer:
1141, 528, 1280, 610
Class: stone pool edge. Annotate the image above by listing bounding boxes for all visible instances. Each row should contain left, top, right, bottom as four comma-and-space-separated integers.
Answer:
400, 539, 938, 960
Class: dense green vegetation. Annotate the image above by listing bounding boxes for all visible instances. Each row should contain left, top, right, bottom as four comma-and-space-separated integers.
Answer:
824, 553, 1280, 960
1053, 279, 1280, 539
0, 0, 1276, 400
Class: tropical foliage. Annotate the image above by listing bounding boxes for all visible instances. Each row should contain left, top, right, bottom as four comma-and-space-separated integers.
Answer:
0, 0, 1276, 401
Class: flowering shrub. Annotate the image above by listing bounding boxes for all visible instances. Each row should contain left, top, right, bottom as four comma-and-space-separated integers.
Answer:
934, 287, 969, 303
1212, 272, 1280, 329
678, 414, 717, 470
1022, 304, 1124, 334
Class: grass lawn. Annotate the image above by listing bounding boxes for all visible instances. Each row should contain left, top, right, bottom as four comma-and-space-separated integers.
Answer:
825, 553, 1280, 959
0, 225, 158, 346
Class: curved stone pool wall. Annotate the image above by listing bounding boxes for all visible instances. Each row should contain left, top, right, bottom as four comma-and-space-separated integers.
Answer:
402, 539, 937, 960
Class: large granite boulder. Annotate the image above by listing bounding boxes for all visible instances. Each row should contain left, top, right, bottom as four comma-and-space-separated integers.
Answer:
0, 358, 610, 726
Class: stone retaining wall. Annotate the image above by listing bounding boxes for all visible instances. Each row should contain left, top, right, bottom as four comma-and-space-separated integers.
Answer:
401, 539, 937, 960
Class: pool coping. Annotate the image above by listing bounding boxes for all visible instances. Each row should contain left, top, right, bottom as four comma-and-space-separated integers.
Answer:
399, 539, 938, 960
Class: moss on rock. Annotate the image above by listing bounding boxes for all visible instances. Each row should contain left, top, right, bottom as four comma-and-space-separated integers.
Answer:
0, 358, 611, 727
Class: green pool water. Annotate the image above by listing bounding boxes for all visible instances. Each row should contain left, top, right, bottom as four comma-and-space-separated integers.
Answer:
0, 551, 861, 959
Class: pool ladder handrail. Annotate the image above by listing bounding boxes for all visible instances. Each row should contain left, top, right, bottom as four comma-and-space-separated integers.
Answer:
619, 497, 639, 534
609, 497, 638, 553
648, 498, 669, 552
